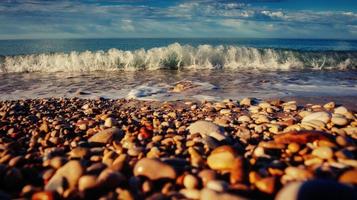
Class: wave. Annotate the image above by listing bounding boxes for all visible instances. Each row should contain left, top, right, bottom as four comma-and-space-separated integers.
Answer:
0, 43, 356, 73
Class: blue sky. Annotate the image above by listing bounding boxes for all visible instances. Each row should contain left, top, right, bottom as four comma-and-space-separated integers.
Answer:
0, 0, 356, 39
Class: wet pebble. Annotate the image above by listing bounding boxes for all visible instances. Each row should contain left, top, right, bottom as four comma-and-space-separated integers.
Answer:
188, 120, 226, 141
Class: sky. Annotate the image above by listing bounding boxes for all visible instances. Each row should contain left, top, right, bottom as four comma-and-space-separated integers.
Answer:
0, 0, 356, 39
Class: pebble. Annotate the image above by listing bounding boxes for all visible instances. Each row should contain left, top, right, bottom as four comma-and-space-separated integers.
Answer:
312, 146, 333, 159
334, 106, 348, 115
207, 145, 237, 171
198, 170, 217, 186
287, 143, 300, 153
97, 169, 125, 189
188, 120, 226, 141
88, 127, 121, 144
274, 130, 332, 144
331, 116, 349, 126
188, 147, 204, 168
255, 177, 276, 194
78, 175, 98, 191
69, 147, 90, 159
133, 158, 176, 180
255, 114, 270, 124
302, 112, 330, 124
220, 109, 231, 115
183, 174, 199, 189
104, 117, 116, 127
0, 98, 356, 200
240, 98, 251, 106
323, 102, 335, 110
230, 157, 247, 184
338, 169, 357, 184
206, 180, 228, 192
49, 157, 67, 169
45, 160, 84, 192
284, 167, 313, 181
238, 115, 251, 123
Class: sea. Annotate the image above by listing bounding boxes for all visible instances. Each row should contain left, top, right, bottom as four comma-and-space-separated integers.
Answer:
0, 38, 356, 104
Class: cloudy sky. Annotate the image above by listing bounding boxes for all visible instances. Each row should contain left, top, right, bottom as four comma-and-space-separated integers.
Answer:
0, 0, 356, 39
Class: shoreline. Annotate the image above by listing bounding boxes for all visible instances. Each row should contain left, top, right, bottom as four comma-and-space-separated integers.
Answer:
0, 97, 356, 199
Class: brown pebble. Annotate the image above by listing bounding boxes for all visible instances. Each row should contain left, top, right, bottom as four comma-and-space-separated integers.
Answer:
207, 145, 238, 171
339, 169, 357, 184
133, 158, 176, 180
274, 130, 333, 144
255, 177, 276, 194
183, 174, 199, 189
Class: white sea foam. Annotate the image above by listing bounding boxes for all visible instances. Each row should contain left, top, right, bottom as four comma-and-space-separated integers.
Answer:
0, 43, 356, 73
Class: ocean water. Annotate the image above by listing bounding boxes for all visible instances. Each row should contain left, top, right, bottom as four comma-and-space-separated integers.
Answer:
0, 38, 356, 102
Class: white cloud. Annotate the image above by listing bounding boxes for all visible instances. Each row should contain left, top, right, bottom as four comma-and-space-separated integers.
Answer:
0, 0, 356, 39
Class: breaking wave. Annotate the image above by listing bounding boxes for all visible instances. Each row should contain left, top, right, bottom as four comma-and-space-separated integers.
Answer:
0, 43, 356, 73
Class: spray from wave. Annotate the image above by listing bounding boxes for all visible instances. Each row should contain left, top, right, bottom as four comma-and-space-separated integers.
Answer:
0, 43, 356, 73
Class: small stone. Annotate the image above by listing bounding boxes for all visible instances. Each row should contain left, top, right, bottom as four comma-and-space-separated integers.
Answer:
302, 112, 330, 124
45, 160, 84, 192
69, 147, 89, 159
207, 145, 237, 171
188, 120, 226, 141
334, 106, 348, 115
284, 167, 313, 181
183, 174, 199, 189
255, 115, 270, 124
343, 127, 357, 136
39, 122, 49, 133
287, 143, 300, 153
198, 170, 217, 186
78, 175, 98, 191
259, 102, 271, 109
331, 116, 349, 126
240, 98, 251, 106
97, 169, 125, 189
238, 115, 251, 123
323, 102, 335, 110
188, 147, 204, 168
255, 177, 276, 194
248, 106, 260, 113
230, 157, 247, 184
253, 146, 266, 157
284, 104, 297, 112
220, 109, 231, 115
88, 127, 121, 144
312, 146, 333, 159
133, 158, 176, 180
104, 117, 116, 128
338, 169, 357, 184
274, 130, 332, 144
206, 180, 228, 192
49, 157, 67, 169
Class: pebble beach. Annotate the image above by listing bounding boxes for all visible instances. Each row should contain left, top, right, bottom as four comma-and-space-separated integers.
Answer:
0, 97, 356, 200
